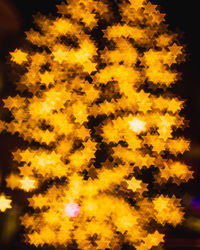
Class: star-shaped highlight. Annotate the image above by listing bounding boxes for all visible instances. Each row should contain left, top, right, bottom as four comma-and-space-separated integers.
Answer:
128, 117, 146, 133
0, 195, 12, 212
20, 177, 36, 192
10, 49, 28, 64
52, 48, 68, 63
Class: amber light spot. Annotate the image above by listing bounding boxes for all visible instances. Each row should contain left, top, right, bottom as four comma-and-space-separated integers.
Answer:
10, 49, 28, 64
0, 0, 193, 249
20, 177, 36, 192
128, 117, 146, 133
0, 195, 12, 212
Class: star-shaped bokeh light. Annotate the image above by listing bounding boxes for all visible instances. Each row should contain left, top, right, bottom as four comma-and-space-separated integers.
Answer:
0, 195, 12, 212
20, 177, 36, 192
0, 0, 194, 248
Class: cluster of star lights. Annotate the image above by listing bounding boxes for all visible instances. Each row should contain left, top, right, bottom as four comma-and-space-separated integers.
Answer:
0, 0, 194, 249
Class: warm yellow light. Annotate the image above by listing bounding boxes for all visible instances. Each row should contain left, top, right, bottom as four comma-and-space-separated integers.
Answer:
52, 48, 68, 63
128, 117, 146, 133
6, 173, 21, 190
0, 195, 12, 212
10, 49, 28, 64
0, 0, 193, 249
126, 177, 142, 192
20, 177, 36, 192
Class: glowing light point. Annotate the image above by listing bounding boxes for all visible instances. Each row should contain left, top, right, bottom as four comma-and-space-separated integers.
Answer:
52, 48, 68, 63
128, 118, 146, 133
20, 176, 36, 192
10, 49, 28, 64
64, 202, 80, 217
0, 195, 12, 212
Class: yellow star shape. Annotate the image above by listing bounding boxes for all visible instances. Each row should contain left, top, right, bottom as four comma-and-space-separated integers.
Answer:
40, 71, 54, 85
169, 43, 183, 55
20, 177, 36, 192
10, 49, 28, 64
126, 177, 142, 192
52, 48, 68, 63
6, 173, 21, 190
128, 117, 146, 133
18, 165, 33, 177
0, 195, 12, 212
129, 0, 144, 10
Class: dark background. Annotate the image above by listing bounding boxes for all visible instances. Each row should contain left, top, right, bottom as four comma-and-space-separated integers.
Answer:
0, 0, 200, 249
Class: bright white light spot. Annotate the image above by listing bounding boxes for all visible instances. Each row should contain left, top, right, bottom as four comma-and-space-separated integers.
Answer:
128, 118, 146, 133
64, 202, 80, 217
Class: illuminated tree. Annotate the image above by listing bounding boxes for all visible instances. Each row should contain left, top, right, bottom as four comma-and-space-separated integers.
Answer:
0, 0, 194, 249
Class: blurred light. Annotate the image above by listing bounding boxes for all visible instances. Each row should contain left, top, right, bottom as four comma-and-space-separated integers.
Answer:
128, 118, 146, 133
64, 202, 80, 217
0, 194, 12, 212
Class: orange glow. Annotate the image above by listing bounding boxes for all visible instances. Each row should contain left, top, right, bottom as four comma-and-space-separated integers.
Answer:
10, 49, 28, 64
0, 0, 193, 249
